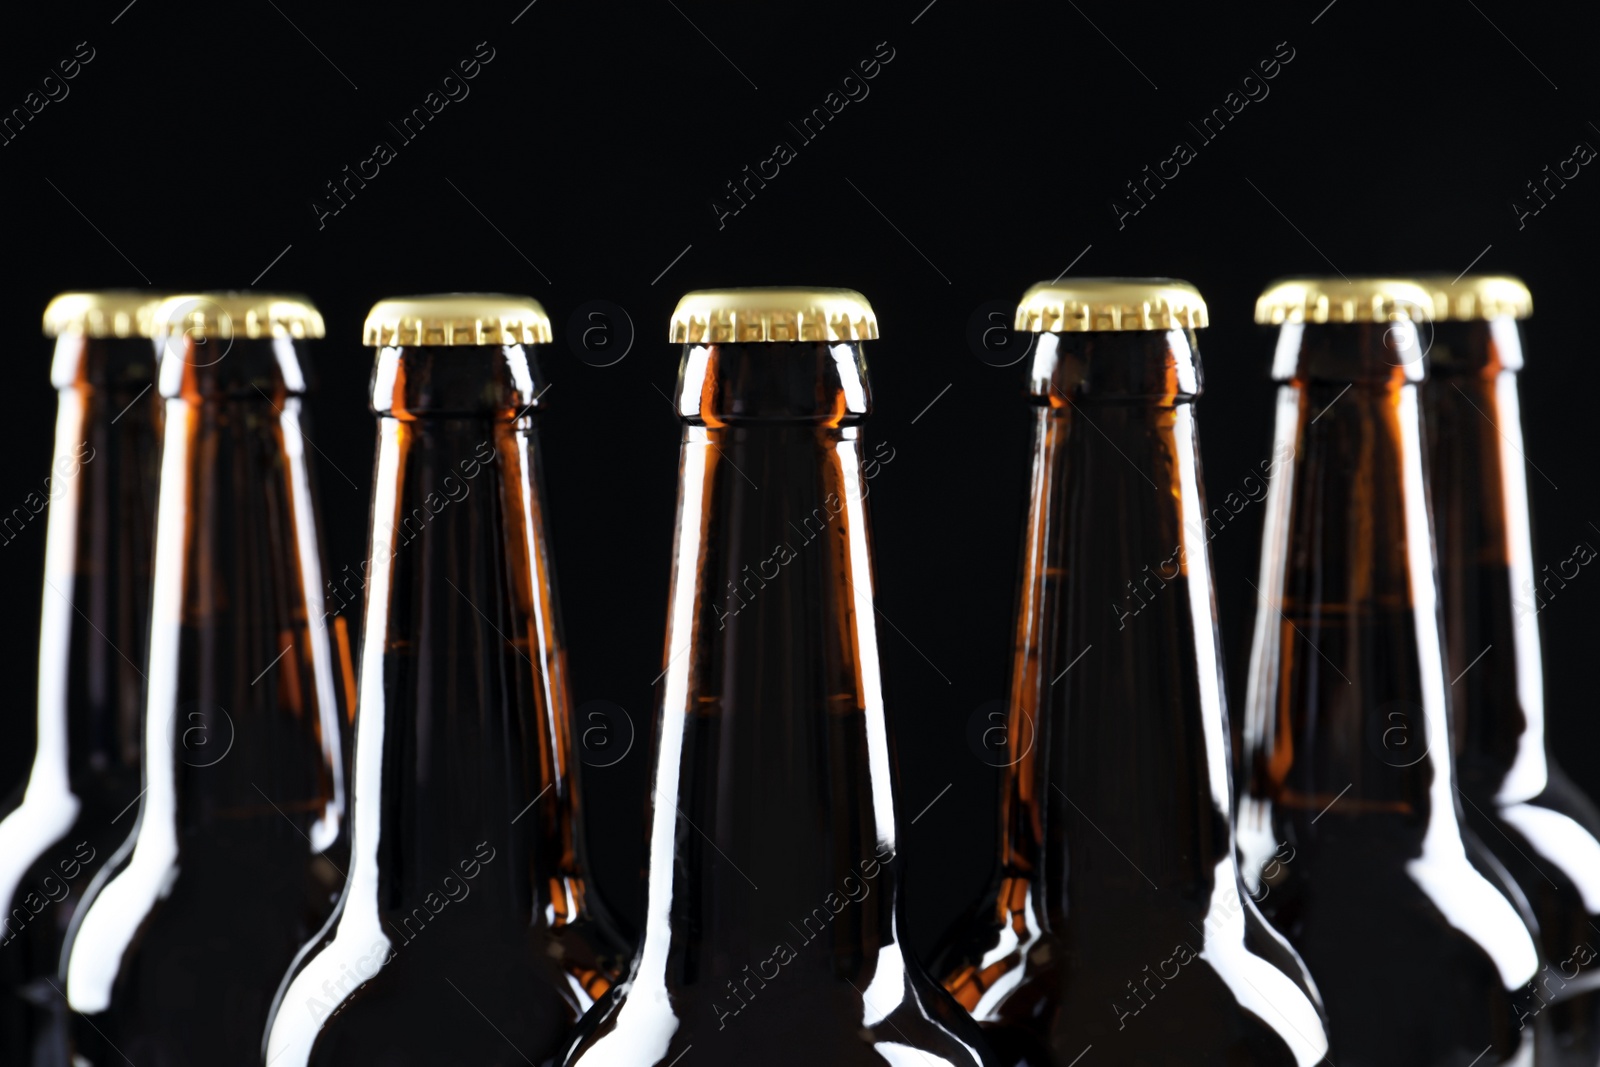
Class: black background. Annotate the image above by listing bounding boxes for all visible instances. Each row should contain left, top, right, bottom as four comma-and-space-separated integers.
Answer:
1, 0, 1596, 961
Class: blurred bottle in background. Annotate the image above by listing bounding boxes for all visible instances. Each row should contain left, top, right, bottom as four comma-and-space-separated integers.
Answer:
933, 279, 1328, 1066
63, 293, 350, 1065
0, 292, 164, 1065
1420, 274, 1600, 1063
265, 294, 629, 1066
1237, 277, 1544, 1065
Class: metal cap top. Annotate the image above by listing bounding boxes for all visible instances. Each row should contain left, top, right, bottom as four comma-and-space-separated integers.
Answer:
364, 293, 551, 347
669, 287, 878, 344
153, 293, 325, 340
1410, 275, 1532, 322
1255, 278, 1434, 325
1015, 278, 1208, 333
43, 291, 169, 338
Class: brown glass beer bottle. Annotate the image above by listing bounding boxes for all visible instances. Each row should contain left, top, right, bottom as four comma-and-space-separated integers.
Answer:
0, 293, 164, 1065
1418, 274, 1600, 1062
562, 288, 996, 1067
263, 294, 629, 1066
61, 293, 351, 1065
933, 280, 1330, 1066
1237, 277, 1544, 1065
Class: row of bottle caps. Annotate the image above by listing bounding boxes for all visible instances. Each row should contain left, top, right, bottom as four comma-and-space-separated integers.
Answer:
41, 275, 1535, 350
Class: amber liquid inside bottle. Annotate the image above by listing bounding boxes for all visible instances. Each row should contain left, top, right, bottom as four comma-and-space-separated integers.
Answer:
263, 341, 628, 1066
563, 339, 992, 1067
0, 333, 159, 1065
61, 333, 351, 1065
933, 328, 1328, 1066
1427, 317, 1600, 1064
1237, 320, 1543, 1065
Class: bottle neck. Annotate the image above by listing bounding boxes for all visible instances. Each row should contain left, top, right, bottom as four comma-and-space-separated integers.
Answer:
1243, 322, 1460, 842
28, 336, 159, 802
1425, 320, 1549, 804
141, 337, 346, 846
633, 341, 904, 995
1003, 331, 1240, 917
343, 344, 577, 926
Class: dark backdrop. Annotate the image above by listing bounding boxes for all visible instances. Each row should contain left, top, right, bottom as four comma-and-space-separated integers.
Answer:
2, 0, 1595, 961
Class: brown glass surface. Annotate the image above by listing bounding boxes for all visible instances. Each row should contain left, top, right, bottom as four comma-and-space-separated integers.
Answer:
0, 334, 159, 1064
562, 339, 995, 1067
932, 327, 1329, 1066
1238, 320, 1545, 1065
1427, 318, 1600, 1064
60, 333, 351, 1066
262, 342, 629, 1067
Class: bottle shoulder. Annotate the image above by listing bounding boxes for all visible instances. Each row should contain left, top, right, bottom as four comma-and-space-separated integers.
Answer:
0, 786, 84, 912
64, 821, 343, 1010
266, 907, 593, 1067
935, 875, 1328, 1063
564, 937, 997, 1067
0, 760, 143, 900
1465, 773, 1600, 945
0, 814, 111, 941
1516, 762, 1600, 833
1242, 797, 1548, 1067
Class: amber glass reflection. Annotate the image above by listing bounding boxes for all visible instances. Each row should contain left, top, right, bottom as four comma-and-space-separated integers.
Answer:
263, 340, 628, 1066
60, 330, 350, 1065
0, 332, 159, 1064
1426, 317, 1600, 1063
563, 339, 993, 1067
1237, 319, 1544, 1064
932, 327, 1329, 1066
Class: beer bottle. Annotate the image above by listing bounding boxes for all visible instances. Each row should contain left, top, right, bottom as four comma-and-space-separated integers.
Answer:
0, 293, 164, 1065
1419, 274, 1600, 1062
1237, 278, 1543, 1064
263, 294, 629, 1066
563, 288, 994, 1067
62, 293, 351, 1065
933, 280, 1330, 1066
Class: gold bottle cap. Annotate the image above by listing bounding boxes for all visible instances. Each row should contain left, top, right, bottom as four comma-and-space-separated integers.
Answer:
153, 293, 325, 340
364, 294, 552, 347
43, 291, 169, 338
1014, 279, 1208, 333
669, 287, 878, 344
1255, 278, 1434, 325
1410, 275, 1532, 322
